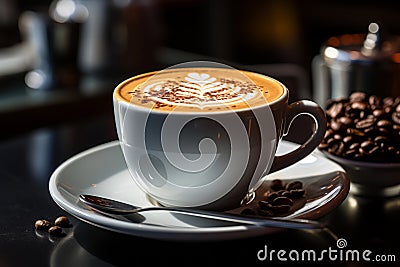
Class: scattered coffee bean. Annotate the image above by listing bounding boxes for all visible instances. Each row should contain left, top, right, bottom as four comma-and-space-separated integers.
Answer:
273, 196, 293, 206
266, 192, 279, 201
258, 200, 271, 210
34, 219, 51, 231
285, 181, 303, 191
290, 189, 305, 199
281, 191, 292, 198
55, 216, 70, 228
48, 226, 63, 237
320, 92, 400, 162
34, 215, 71, 240
248, 179, 306, 217
275, 189, 287, 195
270, 179, 284, 191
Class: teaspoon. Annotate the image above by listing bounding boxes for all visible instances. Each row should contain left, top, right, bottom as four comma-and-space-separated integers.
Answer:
79, 194, 324, 230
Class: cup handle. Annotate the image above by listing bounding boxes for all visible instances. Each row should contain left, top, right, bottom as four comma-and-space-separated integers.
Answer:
269, 100, 326, 173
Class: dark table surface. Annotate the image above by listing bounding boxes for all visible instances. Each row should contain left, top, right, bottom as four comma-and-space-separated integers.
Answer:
0, 113, 399, 267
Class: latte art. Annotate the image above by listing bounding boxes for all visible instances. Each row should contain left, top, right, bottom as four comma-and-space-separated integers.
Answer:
143, 72, 259, 108
116, 68, 285, 112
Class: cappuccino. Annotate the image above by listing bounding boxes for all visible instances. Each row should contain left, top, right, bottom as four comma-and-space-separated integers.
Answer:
114, 68, 285, 112
113, 66, 326, 210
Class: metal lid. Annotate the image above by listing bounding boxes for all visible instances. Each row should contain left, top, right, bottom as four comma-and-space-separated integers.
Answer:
322, 23, 400, 65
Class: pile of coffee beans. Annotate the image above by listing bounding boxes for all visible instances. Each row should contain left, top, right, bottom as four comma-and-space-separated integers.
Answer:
34, 215, 71, 237
240, 179, 305, 217
319, 92, 400, 162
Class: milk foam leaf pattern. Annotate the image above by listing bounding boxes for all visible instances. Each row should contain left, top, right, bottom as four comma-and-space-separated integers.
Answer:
144, 72, 259, 109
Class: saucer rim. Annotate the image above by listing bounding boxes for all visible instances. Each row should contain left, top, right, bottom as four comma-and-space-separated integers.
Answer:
49, 140, 349, 241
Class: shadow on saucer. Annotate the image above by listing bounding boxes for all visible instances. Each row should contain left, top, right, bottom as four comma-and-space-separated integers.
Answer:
51, 222, 344, 266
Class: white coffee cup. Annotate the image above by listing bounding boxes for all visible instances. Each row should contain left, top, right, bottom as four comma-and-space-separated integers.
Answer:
113, 64, 326, 211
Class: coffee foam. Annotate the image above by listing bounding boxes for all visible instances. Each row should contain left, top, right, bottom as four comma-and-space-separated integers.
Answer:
116, 68, 285, 112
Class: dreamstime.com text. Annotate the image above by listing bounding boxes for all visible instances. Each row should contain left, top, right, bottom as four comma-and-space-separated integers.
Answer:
257, 238, 396, 263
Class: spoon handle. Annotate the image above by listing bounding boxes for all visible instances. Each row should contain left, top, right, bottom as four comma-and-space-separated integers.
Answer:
138, 206, 324, 230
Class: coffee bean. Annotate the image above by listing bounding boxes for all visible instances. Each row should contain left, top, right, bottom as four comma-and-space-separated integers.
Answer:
327, 137, 338, 145
383, 97, 394, 107
281, 191, 292, 198
364, 127, 377, 135
373, 109, 385, 118
327, 139, 344, 155
350, 92, 367, 102
55, 216, 70, 228
327, 103, 343, 119
384, 106, 392, 113
266, 192, 279, 201
290, 189, 305, 199
334, 142, 345, 155
338, 116, 352, 126
351, 101, 368, 110
377, 120, 392, 128
48, 226, 63, 237
345, 108, 360, 119
258, 200, 271, 210
318, 142, 329, 150
392, 112, 400, 124
343, 149, 358, 158
347, 128, 365, 137
35, 219, 51, 231
285, 181, 303, 191
330, 121, 342, 131
369, 95, 381, 106
377, 127, 390, 136
368, 146, 380, 156
374, 136, 388, 144
270, 179, 284, 191
360, 140, 374, 149
275, 189, 287, 196
342, 135, 353, 144
242, 179, 309, 217
324, 129, 334, 139
356, 118, 375, 129
396, 104, 400, 113
273, 197, 293, 206
349, 143, 360, 150
333, 134, 342, 140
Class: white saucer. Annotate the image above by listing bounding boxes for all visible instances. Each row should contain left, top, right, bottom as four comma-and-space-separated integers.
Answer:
49, 140, 349, 241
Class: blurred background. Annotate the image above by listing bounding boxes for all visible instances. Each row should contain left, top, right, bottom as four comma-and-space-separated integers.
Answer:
1, 0, 400, 139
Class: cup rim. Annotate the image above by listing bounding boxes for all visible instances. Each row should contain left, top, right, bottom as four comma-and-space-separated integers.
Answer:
113, 68, 288, 115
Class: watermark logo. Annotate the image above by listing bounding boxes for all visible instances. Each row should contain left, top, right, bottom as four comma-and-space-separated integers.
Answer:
257, 238, 396, 263
336, 238, 347, 249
